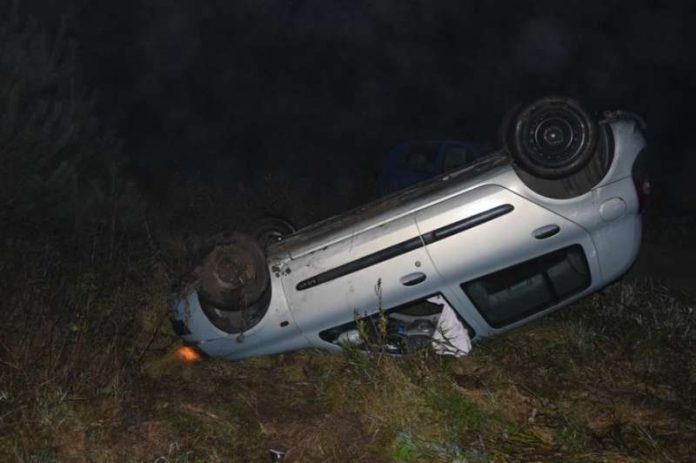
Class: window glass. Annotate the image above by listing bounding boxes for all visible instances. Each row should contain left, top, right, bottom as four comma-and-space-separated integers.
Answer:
545, 249, 589, 298
462, 245, 590, 328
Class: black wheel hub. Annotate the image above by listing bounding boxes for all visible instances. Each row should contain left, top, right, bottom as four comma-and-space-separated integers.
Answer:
505, 96, 598, 180
524, 108, 586, 168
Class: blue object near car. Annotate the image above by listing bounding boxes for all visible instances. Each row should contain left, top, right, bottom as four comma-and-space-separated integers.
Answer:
378, 140, 494, 195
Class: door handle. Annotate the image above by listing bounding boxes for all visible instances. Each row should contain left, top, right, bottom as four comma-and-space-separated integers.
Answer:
400, 272, 426, 286
533, 224, 560, 239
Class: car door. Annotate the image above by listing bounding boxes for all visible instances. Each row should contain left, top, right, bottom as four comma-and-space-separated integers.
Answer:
279, 214, 445, 346
414, 184, 600, 336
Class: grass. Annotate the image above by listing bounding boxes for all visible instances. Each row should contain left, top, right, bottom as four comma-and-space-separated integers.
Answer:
2, 198, 695, 462
0, 256, 696, 462
2, 227, 696, 463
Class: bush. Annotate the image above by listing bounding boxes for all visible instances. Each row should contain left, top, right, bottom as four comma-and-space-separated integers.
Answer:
0, 10, 171, 460
0, 6, 143, 246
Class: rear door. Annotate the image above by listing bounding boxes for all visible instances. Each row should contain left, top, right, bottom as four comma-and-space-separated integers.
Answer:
280, 214, 444, 345
414, 184, 599, 335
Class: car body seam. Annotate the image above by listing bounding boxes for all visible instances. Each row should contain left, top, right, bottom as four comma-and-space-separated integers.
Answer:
295, 204, 514, 292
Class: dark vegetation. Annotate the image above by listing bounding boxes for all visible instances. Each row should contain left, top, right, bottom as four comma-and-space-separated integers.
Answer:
2, 7, 696, 463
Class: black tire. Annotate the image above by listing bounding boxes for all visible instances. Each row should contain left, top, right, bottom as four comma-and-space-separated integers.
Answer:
250, 216, 296, 249
505, 96, 598, 179
195, 233, 270, 311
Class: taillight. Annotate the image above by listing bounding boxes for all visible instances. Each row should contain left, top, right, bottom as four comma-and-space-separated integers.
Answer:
633, 177, 651, 213
632, 148, 650, 213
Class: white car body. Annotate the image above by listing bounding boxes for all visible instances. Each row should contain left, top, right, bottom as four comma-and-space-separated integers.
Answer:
170, 115, 646, 360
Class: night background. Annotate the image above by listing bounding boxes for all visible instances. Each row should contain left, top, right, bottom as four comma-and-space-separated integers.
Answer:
19, 0, 696, 214
1, 1, 696, 461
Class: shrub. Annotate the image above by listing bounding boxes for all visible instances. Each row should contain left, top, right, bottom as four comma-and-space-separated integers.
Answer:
0, 5, 143, 247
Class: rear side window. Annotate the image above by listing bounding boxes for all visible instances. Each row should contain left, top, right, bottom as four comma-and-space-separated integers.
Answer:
462, 245, 590, 328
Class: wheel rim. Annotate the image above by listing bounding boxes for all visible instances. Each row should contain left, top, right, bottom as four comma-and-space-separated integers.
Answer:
522, 105, 589, 168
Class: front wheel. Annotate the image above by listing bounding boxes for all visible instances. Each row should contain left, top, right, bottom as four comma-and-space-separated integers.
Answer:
194, 233, 270, 311
506, 96, 598, 179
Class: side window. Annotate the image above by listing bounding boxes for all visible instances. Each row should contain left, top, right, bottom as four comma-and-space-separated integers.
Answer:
462, 245, 590, 328
443, 146, 469, 171
319, 293, 475, 354
404, 143, 440, 173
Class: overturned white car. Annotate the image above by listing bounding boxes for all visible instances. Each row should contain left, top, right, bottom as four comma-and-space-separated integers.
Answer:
170, 97, 649, 360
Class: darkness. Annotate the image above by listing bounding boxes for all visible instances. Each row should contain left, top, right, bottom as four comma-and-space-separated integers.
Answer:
4, 3, 696, 459
21, 0, 696, 211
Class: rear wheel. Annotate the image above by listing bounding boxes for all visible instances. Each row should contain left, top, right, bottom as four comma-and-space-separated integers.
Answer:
506, 97, 598, 179
249, 216, 296, 249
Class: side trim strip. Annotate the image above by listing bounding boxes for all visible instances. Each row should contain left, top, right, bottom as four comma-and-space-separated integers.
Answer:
296, 237, 422, 291
296, 204, 514, 291
421, 204, 515, 244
